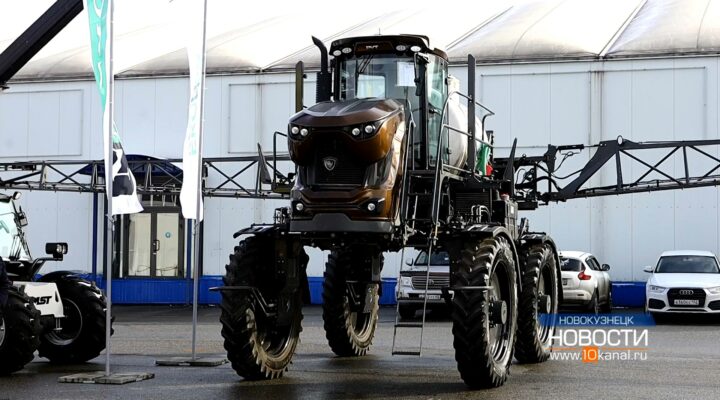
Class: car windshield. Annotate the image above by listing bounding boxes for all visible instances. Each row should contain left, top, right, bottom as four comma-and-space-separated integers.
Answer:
0, 201, 31, 261
415, 251, 450, 266
560, 257, 582, 272
655, 255, 720, 273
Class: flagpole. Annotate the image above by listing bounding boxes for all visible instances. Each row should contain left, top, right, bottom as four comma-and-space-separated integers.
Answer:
191, 0, 208, 362
105, 0, 115, 377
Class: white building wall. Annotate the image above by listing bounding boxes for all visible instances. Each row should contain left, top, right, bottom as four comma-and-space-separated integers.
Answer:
1, 56, 718, 281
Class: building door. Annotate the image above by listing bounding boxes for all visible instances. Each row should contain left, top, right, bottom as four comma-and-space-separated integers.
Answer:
116, 208, 185, 278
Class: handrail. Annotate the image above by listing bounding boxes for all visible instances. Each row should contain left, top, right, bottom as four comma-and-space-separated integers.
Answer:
428, 89, 495, 226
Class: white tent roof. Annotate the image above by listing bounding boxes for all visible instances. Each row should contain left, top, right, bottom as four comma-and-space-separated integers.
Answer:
2, 0, 720, 81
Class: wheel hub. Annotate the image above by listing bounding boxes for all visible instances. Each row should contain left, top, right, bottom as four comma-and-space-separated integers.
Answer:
489, 299, 507, 326
538, 294, 551, 314
0, 316, 5, 347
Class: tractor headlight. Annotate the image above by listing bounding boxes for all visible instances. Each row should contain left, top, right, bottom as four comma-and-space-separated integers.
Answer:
648, 285, 667, 293
706, 286, 720, 295
289, 125, 309, 138
347, 120, 382, 139
401, 276, 412, 286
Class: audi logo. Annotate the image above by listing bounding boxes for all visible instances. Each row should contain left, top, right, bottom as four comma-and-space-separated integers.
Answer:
679, 289, 694, 295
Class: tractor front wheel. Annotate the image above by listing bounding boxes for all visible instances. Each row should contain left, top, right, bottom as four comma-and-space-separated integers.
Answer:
0, 287, 41, 375
220, 236, 305, 380
39, 277, 110, 364
322, 249, 381, 357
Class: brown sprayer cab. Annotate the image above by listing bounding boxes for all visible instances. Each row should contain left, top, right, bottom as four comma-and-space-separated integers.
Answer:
218, 34, 562, 388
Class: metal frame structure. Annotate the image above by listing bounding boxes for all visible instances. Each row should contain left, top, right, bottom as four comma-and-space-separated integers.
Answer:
504, 137, 720, 209
0, 153, 291, 199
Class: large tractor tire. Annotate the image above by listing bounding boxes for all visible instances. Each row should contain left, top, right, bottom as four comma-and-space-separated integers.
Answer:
322, 249, 381, 357
0, 287, 41, 375
220, 236, 306, 380
39, 277, 110, 364
515, 242, 559, 364
451, 236, 518, 389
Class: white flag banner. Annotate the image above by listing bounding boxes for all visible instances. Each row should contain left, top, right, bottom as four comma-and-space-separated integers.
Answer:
179, 0, 208, 221
86, 0, 143, 215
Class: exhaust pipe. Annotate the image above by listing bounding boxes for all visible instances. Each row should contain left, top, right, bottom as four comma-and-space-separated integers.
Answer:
312, 36, 332, 103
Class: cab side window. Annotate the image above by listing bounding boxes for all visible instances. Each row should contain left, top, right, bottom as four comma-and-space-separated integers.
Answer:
426, 57, 448, 166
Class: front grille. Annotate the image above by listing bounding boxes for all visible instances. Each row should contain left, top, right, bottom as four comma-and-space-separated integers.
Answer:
708, 300, 720, 310
313, 138, 366, 185
667, 288, 706, 307
411, 274, 450, 290
648, 299, 666, 310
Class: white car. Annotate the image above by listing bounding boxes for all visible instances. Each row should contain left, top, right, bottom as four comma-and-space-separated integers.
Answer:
645, 250, 720, 315
559, 251, 612, 313
396, 251, 450, 319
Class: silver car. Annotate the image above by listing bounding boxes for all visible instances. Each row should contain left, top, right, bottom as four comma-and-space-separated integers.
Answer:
560, 251, 612, 313
396, 251, 450, 319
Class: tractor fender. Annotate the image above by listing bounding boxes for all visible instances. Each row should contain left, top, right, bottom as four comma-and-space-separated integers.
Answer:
37, 271, 103, 297
11, 281, 64, 318
519, 233, 563, 302
231, 227, 311, 305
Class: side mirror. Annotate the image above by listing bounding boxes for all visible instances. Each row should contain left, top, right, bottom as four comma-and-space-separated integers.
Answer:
45, 242, 68, 260
17, 208, 28, 227
404, 257, 413, 266
602, 264, 611, 271
643, 265, 654, 273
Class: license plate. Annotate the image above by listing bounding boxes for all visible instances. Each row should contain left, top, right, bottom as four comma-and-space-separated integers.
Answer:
562, 279, 569, 286
421, 294, 441, 300
674, 299, 699, 306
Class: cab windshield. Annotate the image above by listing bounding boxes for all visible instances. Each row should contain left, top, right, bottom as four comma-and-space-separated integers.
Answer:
339, 54, 418, 103
338, 53, 448, 166
0, 201, 31, 261
415, 251, 450, 266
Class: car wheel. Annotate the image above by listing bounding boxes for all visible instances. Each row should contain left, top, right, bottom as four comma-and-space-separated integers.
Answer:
587, 290, 600, 315
600, 287, 612, 313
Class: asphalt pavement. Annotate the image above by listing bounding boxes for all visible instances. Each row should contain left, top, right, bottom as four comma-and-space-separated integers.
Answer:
1, 306, 719, 400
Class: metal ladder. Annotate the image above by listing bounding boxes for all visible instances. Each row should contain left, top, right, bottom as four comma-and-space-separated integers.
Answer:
391, 241, 435, 356
391, 187, 438, 356
390, 110, 448, 356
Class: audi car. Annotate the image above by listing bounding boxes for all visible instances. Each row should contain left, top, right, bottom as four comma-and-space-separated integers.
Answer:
560, 251, 612, 313
396, 251, 450, 319
645, 250, 720, 315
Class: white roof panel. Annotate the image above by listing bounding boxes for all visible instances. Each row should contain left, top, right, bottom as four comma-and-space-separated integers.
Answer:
607, 0, 720, 57
447, 0, 644, 63
2, 0, 720, 82
264, 5, 512, 71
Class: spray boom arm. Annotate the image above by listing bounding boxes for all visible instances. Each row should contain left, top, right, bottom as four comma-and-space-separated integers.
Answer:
496, 137, 720, 209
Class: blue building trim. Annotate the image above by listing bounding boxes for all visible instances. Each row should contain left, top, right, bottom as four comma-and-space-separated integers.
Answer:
87, 276, 648, 307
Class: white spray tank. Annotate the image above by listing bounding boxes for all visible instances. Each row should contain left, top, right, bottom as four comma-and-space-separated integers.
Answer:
444, 76, 490, 173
